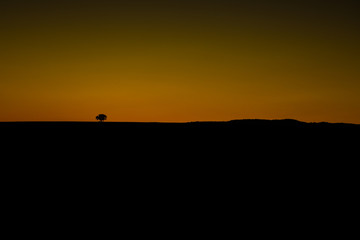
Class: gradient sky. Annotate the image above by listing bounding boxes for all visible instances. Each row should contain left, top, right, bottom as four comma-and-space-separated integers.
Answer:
1, 0, 359, 122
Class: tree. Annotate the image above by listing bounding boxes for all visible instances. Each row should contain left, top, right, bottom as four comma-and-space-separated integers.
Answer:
96, 114, 107, 122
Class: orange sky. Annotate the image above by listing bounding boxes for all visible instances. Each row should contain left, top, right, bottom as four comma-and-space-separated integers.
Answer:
1, 0, 360, 123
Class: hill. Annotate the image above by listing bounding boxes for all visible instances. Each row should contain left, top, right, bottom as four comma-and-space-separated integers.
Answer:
2, 119, 358, 172
1, 118, 359, 139
1, 119, 358, 158
2, 119, 357, 223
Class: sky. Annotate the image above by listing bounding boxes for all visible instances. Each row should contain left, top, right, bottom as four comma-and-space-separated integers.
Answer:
1, 0, 359, 123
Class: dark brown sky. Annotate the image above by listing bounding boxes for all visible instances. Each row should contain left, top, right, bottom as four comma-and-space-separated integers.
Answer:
1, 0, 360, 122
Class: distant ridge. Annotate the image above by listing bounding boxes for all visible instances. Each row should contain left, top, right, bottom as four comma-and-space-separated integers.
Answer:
1, 118, 359, 168
1, 118, 360, 126
1, 118, 359, 126
191, 118, 360, 126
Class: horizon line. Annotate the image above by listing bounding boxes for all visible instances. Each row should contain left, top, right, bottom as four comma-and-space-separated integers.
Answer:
1, 118, 359, 125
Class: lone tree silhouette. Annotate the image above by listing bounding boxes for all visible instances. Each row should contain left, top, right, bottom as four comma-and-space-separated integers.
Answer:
96, 114, 107, 122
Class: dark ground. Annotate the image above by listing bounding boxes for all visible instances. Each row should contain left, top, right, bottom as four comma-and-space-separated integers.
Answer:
1, 119, 358, 234
2, 118, 358, 152
2, 118, 358, 165
2, 119, 358, 182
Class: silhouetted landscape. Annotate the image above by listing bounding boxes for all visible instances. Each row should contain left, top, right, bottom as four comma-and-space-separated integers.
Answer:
3, 118, 358, 189
2, 118, 358, 231
2, 118, 359, 139
2, 119, 359, 158
3, 118, 359, 174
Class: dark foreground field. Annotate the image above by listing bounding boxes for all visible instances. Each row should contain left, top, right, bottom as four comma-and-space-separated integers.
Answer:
2, 118, 359, 161
1, 119, 358, 234
3, 118, 358, 186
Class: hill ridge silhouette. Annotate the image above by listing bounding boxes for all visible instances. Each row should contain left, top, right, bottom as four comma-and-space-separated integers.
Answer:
2, 117, 358, 199
2, 118, 359, 148
1, 118, 359, 125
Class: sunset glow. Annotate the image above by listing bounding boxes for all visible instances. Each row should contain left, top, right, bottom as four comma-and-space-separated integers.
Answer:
1, 1, 359, 123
